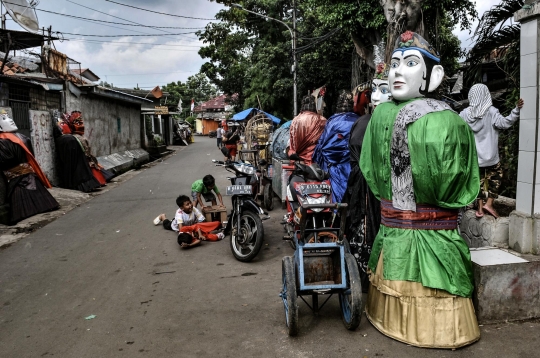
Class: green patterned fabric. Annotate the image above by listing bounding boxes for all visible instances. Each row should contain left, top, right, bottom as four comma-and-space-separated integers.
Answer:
359, 99, 480, 297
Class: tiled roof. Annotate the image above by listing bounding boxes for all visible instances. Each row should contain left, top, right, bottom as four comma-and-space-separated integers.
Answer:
0, 61, 28, 75
72, 68, 100, 81
193, 94, 229, 112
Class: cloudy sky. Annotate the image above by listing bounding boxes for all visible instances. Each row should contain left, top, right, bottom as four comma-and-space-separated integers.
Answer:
4, 0, 225, 89
3, 0, 502, 90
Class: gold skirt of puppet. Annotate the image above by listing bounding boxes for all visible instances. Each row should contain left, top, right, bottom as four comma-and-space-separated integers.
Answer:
365, 253, 480, 349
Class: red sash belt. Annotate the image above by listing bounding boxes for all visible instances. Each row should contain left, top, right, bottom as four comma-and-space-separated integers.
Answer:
380, 199, 458, 230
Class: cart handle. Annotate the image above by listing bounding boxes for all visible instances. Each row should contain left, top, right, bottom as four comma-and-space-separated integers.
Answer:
298, 203, 348, 244
300, 203, 348, 210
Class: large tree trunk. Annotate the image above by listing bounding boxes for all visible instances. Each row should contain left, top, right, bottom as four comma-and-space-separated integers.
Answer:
380, 0, 425, 62
351, 32, 382, 70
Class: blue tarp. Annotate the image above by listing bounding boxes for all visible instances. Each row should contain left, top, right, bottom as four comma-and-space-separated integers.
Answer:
231, 108, 281, 124
269, 121, 292, 160
312, 112, 359, 203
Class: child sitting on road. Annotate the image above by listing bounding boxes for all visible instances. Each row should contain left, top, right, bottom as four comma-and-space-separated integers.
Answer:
153, 194, 205, 233
177, 221, 224, 249
191, 175, 224, 211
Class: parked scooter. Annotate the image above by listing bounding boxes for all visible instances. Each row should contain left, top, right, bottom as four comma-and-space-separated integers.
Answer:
213, 155, 267, 262
282, 153, 335, 249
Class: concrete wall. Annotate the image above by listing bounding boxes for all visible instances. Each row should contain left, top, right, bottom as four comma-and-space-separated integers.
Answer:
28, 110, 56, 184
66, 92, 142, 157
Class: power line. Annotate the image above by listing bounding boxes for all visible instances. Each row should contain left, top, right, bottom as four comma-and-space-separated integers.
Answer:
64, 0, 180, 39
36, 8, 205, 29
59, 31, 197, 37
50, 13, 168, 37
104, 0, 217, 21
102, 71, 197, 77
63, 38, 202, 48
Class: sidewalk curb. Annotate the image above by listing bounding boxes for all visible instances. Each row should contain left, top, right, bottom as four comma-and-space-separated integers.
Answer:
0, 147, 180, 249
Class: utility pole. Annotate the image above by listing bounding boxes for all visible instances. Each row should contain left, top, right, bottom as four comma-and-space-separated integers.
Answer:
292, 0, 297, 116
231, 3, 297, 116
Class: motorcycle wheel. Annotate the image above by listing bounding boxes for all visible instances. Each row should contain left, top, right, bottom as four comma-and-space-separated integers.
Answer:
230, 210, 264, 262
263, 183, 274, 211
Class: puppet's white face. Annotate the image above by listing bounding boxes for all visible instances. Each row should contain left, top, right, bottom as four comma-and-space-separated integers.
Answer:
0, 113, 17, 132
389, 49, 426, 101
389, 49, 444, 101
371, 79, 392, 107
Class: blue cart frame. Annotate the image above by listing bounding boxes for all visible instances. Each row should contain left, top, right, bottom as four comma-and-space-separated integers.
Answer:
280, 203, 363, 336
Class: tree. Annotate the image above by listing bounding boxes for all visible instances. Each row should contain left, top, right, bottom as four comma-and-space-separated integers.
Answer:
303, 0, 476, 77
466, 0, 522, 89
99, 81, 113, 88
198, 0, 359, 119
161, 72, 218, 117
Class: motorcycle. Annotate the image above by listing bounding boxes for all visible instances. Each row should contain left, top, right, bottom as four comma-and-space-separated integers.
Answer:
212, 158, 267, 262
282, 153, 335, 249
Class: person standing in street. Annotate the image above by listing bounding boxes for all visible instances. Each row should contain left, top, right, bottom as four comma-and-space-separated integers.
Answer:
216, 124, 223, 149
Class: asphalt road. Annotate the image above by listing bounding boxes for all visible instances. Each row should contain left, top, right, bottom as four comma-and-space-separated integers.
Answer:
1, 136, 539, 358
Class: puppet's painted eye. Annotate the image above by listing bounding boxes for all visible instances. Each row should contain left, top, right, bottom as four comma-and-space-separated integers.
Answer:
407, 60, 418, 67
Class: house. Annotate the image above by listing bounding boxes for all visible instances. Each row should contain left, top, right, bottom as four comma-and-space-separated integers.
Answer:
112, 87, 176, 150
193, 94, 234, 135
0, 29, 153, 182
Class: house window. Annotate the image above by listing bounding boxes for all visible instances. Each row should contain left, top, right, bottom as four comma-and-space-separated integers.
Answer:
117, 117, 121, 133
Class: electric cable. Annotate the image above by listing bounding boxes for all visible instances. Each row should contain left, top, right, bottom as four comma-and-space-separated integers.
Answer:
59, 31, 198, 37
104, 0, 217, 21
64, 0, 181, 39
36, 8, 205, 29
63, 38, 202, 47
102, 71, 197, 77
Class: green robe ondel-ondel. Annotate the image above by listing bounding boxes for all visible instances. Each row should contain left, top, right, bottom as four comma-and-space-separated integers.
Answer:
359, 98, 480, 297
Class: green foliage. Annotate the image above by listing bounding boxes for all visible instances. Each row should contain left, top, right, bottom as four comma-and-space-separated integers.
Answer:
185, 116, 196, 125
301, 0, 386, 33
99, 81, 113, 88
303, 0, 475, 75
197, 1, 475, 118
424, 12, 466, 77
198, 0, 364, 118
466, 0, 523, 86
161, 73, 218, 117
498, 88, 520, 198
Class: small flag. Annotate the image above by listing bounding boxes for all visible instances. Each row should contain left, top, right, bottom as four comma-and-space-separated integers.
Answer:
190, 98, 195, 112
151, 86, 163, 99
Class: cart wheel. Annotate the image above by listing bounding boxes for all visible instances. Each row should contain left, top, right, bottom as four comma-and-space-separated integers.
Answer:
263, 184, 274, 211
281, 256, 299, 336
339, 253, 362, 330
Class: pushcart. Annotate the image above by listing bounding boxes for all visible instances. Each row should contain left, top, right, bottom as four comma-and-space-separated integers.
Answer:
279, 203, 362, 336
238, 112, 275, 210
271, 158, 294, 209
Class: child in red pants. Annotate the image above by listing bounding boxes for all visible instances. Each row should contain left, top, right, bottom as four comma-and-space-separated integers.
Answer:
177, 221, 224, 248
